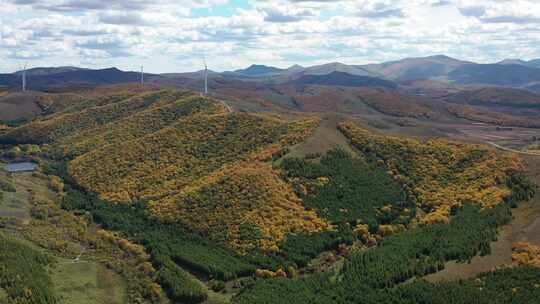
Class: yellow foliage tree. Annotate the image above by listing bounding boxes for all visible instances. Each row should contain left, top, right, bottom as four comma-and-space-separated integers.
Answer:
339, 122, 523, 224
149, 161, 331, 254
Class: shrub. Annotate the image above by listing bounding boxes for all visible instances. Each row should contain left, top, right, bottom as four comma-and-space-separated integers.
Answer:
49, 176, 64, 193
0, 180, 16, 193
210, 280, 226, 292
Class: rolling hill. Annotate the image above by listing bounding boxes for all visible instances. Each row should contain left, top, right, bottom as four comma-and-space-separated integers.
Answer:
1, 89, 324, 254
233, 65, 285, 77
14, 66, 88, 76
0, 92, 83, 123
363, 55, 471, 81
445, 87, 540, 109
291, 72, 397, 89
3, 55, 540, 93
0, 93, 43, 122
442, 87, 540, 128
67, 111, 319, 203
295, 62, 380, 78
446, 103, 540, 128
1, 85, 538, 304
0, 67, 159, 91
448, 64, 540, 86
354, 88, 436, 118
498, 58, 540, 68
232, 122, 536, 304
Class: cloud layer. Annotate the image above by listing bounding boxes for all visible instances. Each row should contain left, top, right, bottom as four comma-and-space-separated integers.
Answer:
0, 0, 539, 73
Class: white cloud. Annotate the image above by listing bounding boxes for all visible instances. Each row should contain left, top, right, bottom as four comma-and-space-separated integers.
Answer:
0, 0, 539, 72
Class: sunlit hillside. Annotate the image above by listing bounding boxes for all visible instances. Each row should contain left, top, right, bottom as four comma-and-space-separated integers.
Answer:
0, 88, 538, 304
339, 122, 524, 224
68, 111, 319, 203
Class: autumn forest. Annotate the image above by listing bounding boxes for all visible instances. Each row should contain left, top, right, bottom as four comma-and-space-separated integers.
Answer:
0, 88, 538, 304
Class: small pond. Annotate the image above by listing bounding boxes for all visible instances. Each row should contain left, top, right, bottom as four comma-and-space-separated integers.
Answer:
3, 162, 38, 173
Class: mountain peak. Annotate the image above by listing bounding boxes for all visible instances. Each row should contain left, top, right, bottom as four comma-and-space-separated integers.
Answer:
287, 64, 304, 69
234, 64, 283, 76
425, 54, 461, 62
498, 59, 528, 66
14, 66, 87, 76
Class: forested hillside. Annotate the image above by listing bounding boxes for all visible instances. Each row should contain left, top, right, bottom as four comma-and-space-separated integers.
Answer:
1, 90, 538, 304
446, 103, 540, 128
68, 112, 318, 202
232, 123, 537, 304
339, 122, 524, 224
0, 90, 192, 144
150, 161, 330, 254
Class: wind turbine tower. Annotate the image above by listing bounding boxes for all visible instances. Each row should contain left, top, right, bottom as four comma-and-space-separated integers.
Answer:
203, 57, 208, 95
22, 62, 28, 92
140, 65, 144, 88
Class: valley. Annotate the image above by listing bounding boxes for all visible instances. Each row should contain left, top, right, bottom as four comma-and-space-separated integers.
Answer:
1, 58, 540, 304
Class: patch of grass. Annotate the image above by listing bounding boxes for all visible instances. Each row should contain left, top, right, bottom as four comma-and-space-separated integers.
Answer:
283, 114, 355, 160
0, 170, 56, 220
51, 260, 125, 304
0, 173, 28, 220
0, 179, 16, 192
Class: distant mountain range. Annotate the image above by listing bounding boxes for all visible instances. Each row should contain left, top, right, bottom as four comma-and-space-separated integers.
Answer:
13, 66, 88, 76
232, 65, 285, 76
1, 68, 146, 91
497, 59, 540, 68
448, 63, 540, 87
292, 71, 397, 90
363, 55, 471, 81
223, 55, 540, 90
2, 55, 540, 92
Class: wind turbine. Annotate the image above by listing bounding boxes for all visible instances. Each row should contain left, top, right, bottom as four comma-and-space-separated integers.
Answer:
140, 65, 144, 88
21, 62, 28, 92
203, 56, 208, 95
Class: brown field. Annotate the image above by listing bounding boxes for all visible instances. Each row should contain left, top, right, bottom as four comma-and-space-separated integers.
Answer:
0, 93, 43, 121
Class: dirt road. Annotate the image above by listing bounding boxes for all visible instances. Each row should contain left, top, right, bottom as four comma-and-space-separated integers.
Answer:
488, 142, 540, 156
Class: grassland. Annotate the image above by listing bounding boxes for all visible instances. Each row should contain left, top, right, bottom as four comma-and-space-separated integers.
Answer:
0, 165, 40, 222
282, 113, 356, 159
51, 260, 126, 304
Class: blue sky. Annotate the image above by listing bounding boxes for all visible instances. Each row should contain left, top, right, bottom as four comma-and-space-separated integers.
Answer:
192, 0, 251, 17
0, 0, 539, 73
